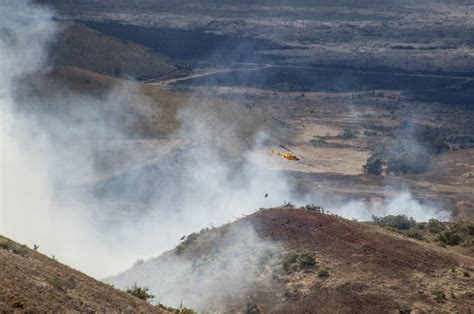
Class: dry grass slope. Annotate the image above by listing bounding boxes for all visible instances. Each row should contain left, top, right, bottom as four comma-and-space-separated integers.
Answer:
0, 235, 167, 312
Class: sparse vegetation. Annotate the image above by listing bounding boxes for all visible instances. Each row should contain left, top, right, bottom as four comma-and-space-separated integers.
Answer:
157, 303, 197, 314
282, 201, 296, 209
0, 237, 28, 256
282, 250, 316, 273
126, 284, 154, 301
176, 232, 200, 254
49, 276, 76, 292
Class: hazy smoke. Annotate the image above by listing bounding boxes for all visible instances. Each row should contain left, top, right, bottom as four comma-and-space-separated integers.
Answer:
334, 190, 451, 222
1, 0, 452, 305
106, 223, 282, 311
0, 0, 291, 279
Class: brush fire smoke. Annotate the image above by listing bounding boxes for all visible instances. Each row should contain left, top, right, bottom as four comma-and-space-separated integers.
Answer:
0, 0, 451, 308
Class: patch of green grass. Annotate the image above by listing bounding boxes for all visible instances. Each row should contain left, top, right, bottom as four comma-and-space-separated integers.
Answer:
318, 268, 329, 278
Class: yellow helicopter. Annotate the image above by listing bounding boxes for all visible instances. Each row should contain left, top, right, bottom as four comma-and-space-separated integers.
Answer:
271, 145, 301, 161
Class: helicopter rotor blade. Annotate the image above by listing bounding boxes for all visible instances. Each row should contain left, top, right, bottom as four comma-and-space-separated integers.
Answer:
279, 144, 295, 153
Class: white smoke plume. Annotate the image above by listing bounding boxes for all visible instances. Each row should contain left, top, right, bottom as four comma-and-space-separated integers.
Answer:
107, 223, 282, 311
0, 0, 291, 279
333, 190, 451, 222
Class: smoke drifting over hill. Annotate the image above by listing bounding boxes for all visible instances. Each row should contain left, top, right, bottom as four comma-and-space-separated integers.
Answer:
1, 0, 452, 292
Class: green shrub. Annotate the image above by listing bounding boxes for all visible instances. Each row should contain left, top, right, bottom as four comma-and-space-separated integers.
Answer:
126, 284, 154, 301
438, 230, 462, 246
372, 215, 416, 230
318, 268, 329, 278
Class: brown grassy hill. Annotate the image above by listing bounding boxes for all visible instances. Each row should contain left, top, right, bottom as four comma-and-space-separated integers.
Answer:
50, 22, 176, 80
108, 207, 474, 313
0, 235, 167, 312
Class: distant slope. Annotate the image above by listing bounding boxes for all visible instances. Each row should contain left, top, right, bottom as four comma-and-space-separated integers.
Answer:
0, 235, 166, 312
108, 207, 474, 313
50, 22, 176, 80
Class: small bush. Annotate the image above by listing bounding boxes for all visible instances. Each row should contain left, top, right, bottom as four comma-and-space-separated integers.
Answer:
318, 268, 329, 278
304, 204, 323, 212
126, 284, 154, 301
432, 290, 446, 303
463, 271, 470, 277
282, 201, 295, 209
